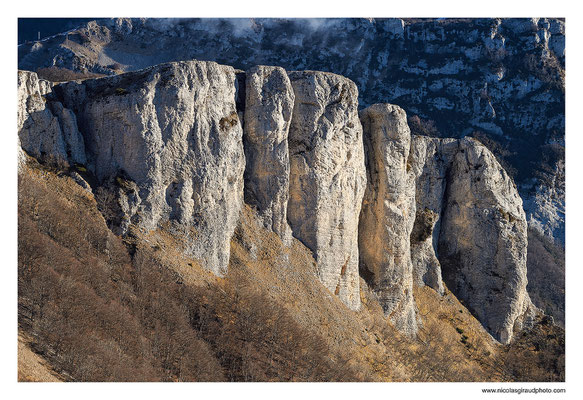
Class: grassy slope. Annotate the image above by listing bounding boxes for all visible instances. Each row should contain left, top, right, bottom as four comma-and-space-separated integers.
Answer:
17, 159, 563, 381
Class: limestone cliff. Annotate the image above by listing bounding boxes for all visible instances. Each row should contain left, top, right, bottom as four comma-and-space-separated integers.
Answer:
359, 104, 418, 336
438, 138, 537, 343
17, 70, 86, 167
18, 62, 540, 342
408, 136, 458, 294
358, 103, 538, 343
243, 66, 294, 244
20, 61, 246, 276
287, 71, 367, 311
17, 18, 565, 245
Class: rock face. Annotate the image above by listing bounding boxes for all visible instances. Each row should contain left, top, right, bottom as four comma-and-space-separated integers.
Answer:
408, 137, 458, 294
358, 104, 417, 336
52, 61, 245, 276
437, 137, 537, 343
357, 104, 537, 341
17, 70, 86, 167
287, 71, 367, 311
17, 59, 539, 341
17, 18, 566, 245
243, 66, 294, 244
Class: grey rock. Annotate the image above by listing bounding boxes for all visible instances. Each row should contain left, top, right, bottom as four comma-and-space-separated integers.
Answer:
70, 171, 92, 192
243, 66, 294, 244
17, 70, 86, 167
438, 137, 537, 343
408, 136, 458, 294
287, 70, 366, 311
410, 207, 443, 294
358, 104, 418, 336
55, 60, 245, 276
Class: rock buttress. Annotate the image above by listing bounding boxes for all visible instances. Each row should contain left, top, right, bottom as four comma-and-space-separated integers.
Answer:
438, 137, 537, 343
287, 71, 367, 311
243, 66, 294, 244
54, 60, 245, 276
358, 104, 418, 336
17, 70, 86, 167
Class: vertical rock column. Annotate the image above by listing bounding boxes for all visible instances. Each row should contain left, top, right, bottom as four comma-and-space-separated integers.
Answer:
287, 71, 366, 311
358, 104, 418, 336
438, 137, 537, 343
243, 66, 294, 244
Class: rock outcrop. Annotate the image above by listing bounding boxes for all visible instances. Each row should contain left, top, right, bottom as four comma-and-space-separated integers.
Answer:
358, 104, 418, 336
18, 59, 540, 341
52, 61, 245, 276
17, 70, 86, 167
437, 137, 537, 343
287, 71, 367, 311
17, 18, 566, 246
243, 66, 294, 244
357, 104, 537, 342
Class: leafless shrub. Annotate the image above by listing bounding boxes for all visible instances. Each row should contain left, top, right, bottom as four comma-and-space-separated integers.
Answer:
18, 167, 357, 381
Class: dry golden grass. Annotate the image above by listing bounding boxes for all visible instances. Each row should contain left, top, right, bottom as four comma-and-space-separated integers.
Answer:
18, 159, 562, 381
18, 334, 64, 382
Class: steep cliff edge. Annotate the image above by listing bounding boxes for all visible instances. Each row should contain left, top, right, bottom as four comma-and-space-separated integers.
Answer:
359, 104, 418, 336
243, 65, 294, 244
359, 104, 538, 343
17, 70, 86, 167
437, 138, 538, 343
18, 63, 540, 342
17, 17, 565, 245
287, 70, 367, 311
20, 61, 246, 276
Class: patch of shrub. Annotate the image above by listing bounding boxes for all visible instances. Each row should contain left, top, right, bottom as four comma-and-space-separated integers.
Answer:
408, 115, 441, 138
115, 87, 128, 96
18, 167, 356, 381
36, 66, 104, 83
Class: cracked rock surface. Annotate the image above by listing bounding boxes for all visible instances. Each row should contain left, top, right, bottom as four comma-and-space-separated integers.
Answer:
287, 70, 367, 311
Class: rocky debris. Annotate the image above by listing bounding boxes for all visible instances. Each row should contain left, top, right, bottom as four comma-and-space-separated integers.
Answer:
408, 136, 458, 294
243, 66, 294, 244
53, 61, 245, 276
358, 104, 418, 336
287, 70, 366, 311
437, 137, 538, 343
17, 70, 86, 167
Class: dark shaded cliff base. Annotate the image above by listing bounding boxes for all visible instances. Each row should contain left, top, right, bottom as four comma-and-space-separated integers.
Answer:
17, 158, 564, 382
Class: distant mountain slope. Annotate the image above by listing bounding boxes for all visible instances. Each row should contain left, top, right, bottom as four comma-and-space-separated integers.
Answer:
18, 18, 94, 44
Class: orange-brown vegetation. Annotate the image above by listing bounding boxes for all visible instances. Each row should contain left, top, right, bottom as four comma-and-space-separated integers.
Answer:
35, 66, 105, 83
17, 159, 564, 382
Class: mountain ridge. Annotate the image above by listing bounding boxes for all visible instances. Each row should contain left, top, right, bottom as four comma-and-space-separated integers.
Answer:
17, 17, 565, 245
